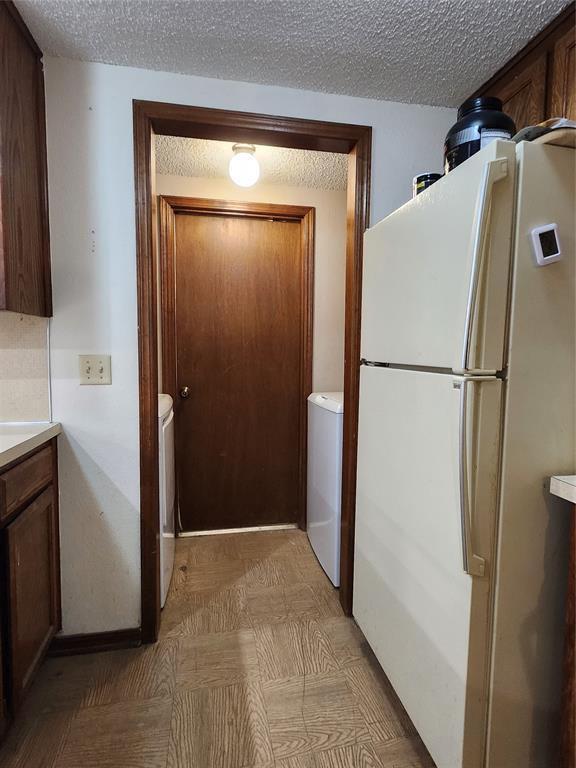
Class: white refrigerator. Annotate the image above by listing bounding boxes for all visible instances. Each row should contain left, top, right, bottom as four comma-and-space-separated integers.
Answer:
353, 138, 575, 768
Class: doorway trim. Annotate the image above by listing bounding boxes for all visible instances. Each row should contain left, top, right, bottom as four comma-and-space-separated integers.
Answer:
133, 100, 371, 643
158, 195, 315, 534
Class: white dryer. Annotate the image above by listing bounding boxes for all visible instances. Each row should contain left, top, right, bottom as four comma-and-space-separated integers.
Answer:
158, 394, 175, 607
307, 392, 344, 586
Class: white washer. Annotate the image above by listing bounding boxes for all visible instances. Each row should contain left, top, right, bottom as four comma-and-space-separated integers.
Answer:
158, 394, 175, 607
307, 392, 344, 586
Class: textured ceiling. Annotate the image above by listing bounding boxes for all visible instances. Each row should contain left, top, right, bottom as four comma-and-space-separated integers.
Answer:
16, 0, 571, 107
155, 137, 348, 190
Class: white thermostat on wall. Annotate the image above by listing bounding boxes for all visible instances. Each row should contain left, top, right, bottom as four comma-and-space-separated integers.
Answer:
530, 223, 562, 266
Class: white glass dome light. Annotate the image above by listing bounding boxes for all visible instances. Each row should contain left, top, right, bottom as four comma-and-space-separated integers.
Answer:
229, 144, 260, 188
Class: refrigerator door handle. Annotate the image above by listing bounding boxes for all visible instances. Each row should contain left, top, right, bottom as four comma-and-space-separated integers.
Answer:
461, 157, 509, 374
457, 378, 487, 577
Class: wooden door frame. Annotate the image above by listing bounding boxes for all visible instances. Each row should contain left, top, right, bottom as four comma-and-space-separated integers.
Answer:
133, 100, 371, 643
158, 195, 315, 532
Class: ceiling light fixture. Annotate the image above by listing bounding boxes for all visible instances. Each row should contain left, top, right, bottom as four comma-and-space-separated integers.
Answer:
229, 144, 260, 187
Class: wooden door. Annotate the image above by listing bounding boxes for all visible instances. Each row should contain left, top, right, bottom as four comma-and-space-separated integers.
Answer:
550, 21, 576, 120
167, 202, 313, 532
6, 487, 58, 710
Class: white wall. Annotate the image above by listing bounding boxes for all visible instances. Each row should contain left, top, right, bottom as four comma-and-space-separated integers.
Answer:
44, 56, 454, 634
156, 174, 347, 392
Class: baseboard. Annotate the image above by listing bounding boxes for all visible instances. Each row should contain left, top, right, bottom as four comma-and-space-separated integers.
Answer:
178, 523, 299, 537
49, 627, 142, 657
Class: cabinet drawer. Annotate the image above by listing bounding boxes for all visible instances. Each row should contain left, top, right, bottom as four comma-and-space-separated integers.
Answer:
0, 447, 53, 523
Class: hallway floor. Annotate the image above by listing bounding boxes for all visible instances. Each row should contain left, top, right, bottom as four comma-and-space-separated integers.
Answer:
0, 529, 434, 767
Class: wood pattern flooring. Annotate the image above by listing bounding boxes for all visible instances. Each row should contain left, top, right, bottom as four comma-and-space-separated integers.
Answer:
0, 529, 435, 767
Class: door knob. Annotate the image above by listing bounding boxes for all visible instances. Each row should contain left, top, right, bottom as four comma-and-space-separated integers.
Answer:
179, 386, 190, 399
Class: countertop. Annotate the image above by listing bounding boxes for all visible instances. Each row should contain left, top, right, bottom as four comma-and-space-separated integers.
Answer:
0, 422, 61, 470
550, 476, 576, 505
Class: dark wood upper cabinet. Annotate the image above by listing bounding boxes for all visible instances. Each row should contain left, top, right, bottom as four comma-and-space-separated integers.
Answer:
550, 20, 576, 121
471, 6, 575, 132
0, 2, 52, 317
487, 54, 548, 131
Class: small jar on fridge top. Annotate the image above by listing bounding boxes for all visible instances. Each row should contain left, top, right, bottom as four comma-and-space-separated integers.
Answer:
413, 172, 443, 197
444, 97, 516, 173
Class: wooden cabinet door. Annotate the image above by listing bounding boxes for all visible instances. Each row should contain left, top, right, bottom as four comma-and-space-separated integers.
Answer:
470, 8, 574, 131
489, 53, 548, 132
0, 628, 7, 740
6, 487, 58, 710
550, 22, 576, 120
0, 3, 52, 316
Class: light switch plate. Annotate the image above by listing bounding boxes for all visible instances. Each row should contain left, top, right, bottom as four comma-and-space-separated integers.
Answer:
79, 355, 112, 385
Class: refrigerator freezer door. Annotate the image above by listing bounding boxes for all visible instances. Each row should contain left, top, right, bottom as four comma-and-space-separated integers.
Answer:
362, 140, 515, 373
486, 142, 575, 768
353, 366, 502, 768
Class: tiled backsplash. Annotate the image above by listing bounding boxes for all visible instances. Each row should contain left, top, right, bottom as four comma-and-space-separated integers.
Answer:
0, 312, 50, 422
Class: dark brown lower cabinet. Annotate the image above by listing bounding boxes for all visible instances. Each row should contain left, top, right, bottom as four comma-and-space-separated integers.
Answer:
561, 512, 575, 768
6, 487, 59, 709
0, 629, 6, 741
0, 439, 60, 736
